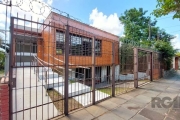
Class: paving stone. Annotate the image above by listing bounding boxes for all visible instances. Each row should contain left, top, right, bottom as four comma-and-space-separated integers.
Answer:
167, 109, 180, 120
68, 109, 94, 120
139, 108, 165, 120
126, 89, 146, 97
85, 105, 108, 117
121, 101, 142, 113
128, 97, 148, 107
164, 117, 174, 120
109, 97, 127, 105
54, 116, 70, 120
111, 106, 136, 120
130, 114, 149, 120
141, 90, 160, 97
98, 100, 119, 110
146, 102, 169, 115
97, 112, 124, 120
158, 92, 178, 100
134, 94, 152, 103
117, 94, 134, 100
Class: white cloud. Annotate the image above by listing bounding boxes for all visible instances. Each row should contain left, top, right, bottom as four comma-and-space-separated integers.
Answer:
89, 8, 124, 36
171, 34, 180, 50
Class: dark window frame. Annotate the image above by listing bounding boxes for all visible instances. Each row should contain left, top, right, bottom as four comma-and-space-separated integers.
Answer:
56, 30, 101, 56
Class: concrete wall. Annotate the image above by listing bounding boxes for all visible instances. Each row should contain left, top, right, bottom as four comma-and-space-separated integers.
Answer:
173, 57, 175, 69
115, 65, 120, 80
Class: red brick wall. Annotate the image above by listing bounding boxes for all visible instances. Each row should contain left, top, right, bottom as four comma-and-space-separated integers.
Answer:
0, 84, 9, 120
153, 68, 162, 80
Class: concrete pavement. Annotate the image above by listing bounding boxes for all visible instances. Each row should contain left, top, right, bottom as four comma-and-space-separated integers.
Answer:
54, 71, 180, 120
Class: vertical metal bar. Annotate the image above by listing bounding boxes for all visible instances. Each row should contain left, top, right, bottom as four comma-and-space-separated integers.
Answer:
112, 42, 115, 97
45, 71, 48, 96
9, 16, 14, 120
84, 68, 86, 84
150, 52, 153, 81
134, 48, 138, 88
64, 24, 69, 115
92, 37, 95, 105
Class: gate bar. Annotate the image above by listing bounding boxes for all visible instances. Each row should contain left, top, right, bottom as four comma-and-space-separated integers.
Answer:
92, 37, 95, 105
150, 52, 153, 81
112, 42, 115, 97
9, 17, 14, 120
64, 24, 70, 115
134, 48, 138, 88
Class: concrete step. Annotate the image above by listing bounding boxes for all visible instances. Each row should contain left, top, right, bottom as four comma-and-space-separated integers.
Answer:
54, 82, 91, 97
40, 77, 64, 89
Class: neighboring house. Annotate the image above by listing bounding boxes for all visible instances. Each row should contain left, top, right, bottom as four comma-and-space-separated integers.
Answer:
13, 12, 120, 82
173, 56, 180, 70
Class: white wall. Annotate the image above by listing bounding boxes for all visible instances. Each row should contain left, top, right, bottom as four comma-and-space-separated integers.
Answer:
101, 66, 107, 82
173, 57, 175, 69
115, 65, 120, 80
69, 69, 76, 80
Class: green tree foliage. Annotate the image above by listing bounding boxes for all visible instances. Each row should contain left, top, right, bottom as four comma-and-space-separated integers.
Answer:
120, 8, 153, 42
154, 40, 176, 70
0, 52, 5, 70
120, 8, 174, 44
153, 0, 180, 19
120, 8, 176, 70
175, 52, 180, 56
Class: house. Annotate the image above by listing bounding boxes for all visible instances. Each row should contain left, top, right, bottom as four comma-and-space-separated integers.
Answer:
13, 12, 120, 83
173, 56, 180, 70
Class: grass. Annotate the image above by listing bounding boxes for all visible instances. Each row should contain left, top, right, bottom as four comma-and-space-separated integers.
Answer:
47, 89, 83, 113
97, 87, 134, 95
69, 80, 76, 84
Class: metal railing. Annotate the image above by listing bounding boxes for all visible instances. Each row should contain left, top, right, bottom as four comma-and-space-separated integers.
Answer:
32, 54, 48, 96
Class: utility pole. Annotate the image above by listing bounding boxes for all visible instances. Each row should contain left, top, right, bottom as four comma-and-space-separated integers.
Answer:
148, 19, 151, 40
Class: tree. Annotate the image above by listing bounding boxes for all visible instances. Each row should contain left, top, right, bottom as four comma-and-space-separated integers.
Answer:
153, 0, 180, 19
175, 52, 180, 56
120, 8, 176, 70
154, 40, 176, 70
120, 8, 154, 42
0, 51, 5, 70
119, 8, 174, 44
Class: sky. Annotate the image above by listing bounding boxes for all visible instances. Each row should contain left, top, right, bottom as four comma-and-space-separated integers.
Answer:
0, 0, 180, 49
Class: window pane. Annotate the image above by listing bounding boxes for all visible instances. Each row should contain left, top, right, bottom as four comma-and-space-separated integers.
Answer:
56, 31, 65, 54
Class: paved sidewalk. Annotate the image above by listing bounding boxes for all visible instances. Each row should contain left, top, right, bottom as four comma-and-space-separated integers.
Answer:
54, 71, 180, 120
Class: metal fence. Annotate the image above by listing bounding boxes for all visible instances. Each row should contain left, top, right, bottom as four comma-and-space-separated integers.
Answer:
8, 15, 164, 120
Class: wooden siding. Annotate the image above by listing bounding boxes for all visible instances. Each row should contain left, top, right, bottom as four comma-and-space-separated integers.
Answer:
37, 13, 119, 67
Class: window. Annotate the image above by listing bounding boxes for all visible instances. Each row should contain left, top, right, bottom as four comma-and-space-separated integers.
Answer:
82, 37, 92, 56
70, 34, 82, 55
56, 31, 65, 54
95, 39, 101, 56
70, 34, 92, 56
56, 30, 101, 56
